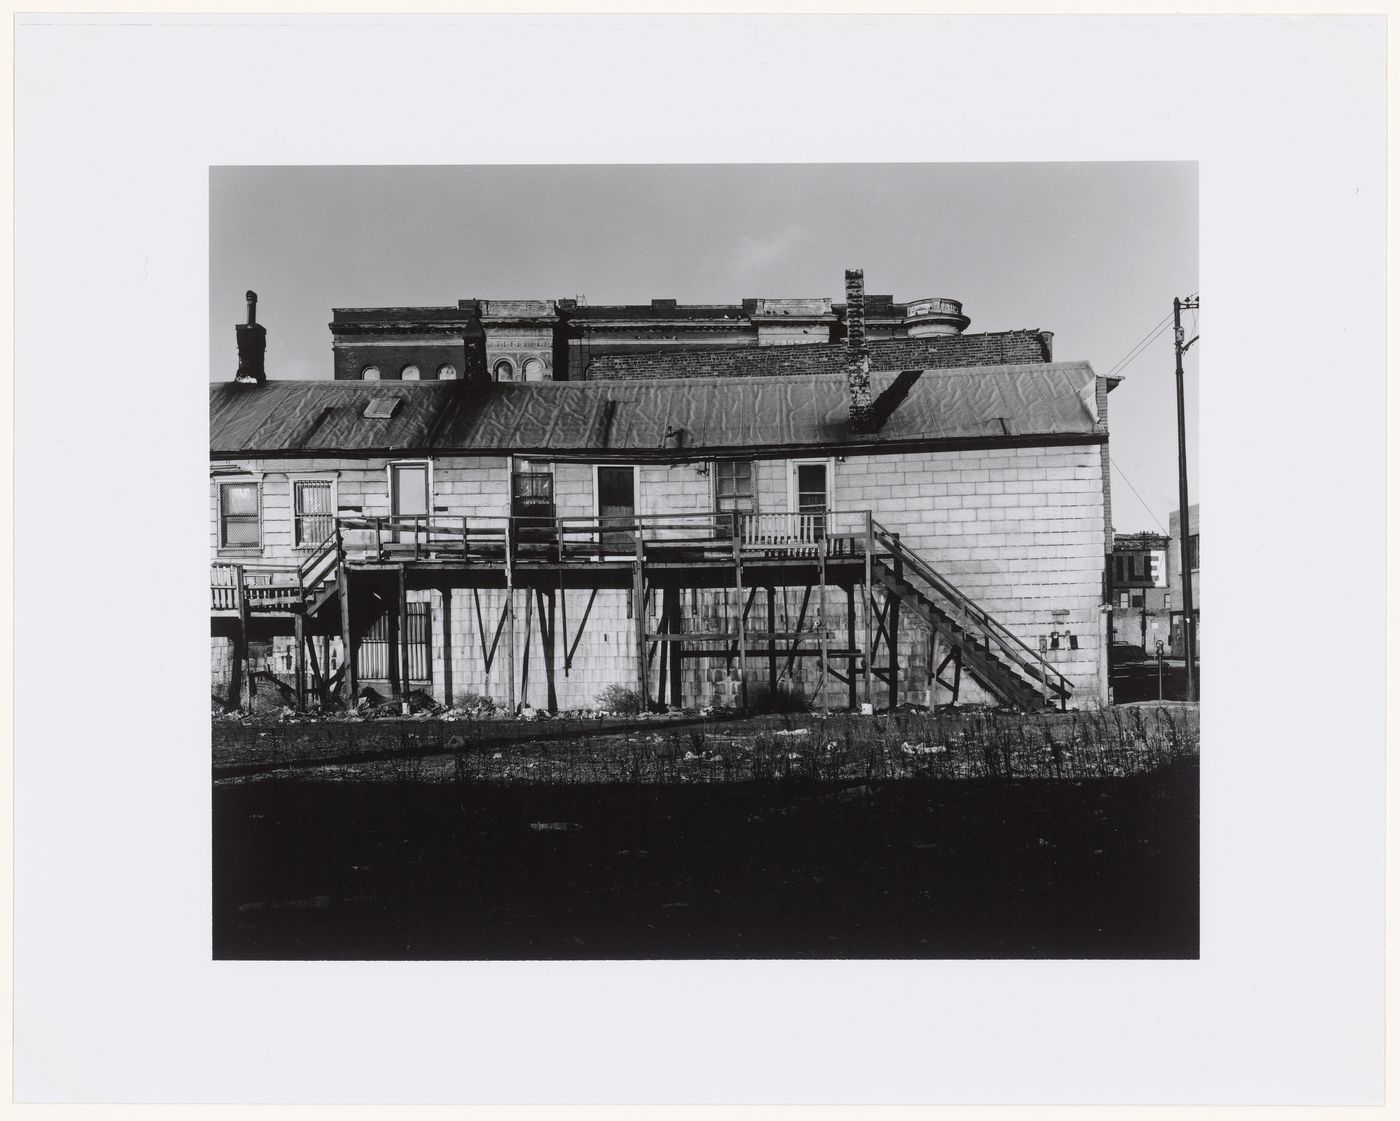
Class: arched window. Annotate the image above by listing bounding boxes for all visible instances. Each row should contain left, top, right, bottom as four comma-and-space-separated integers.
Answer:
437, 364, 458, 380
522, 357, 546, 382
362, 366, 381, 380
401, 364, 421, 381
492, 358, 516, 382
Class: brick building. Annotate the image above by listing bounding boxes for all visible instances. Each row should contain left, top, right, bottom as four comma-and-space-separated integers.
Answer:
212, 273, 1117, 714
1109, 531, 1172, 652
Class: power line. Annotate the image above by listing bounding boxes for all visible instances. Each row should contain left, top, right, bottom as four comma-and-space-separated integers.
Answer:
1110, 457, 1168, 533
1106, 315, 1173, 379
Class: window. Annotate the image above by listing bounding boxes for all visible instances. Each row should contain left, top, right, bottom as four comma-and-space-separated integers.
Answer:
292, 479, 334, 548
1187, 534, 1200, 571
362, 365, 381, 380
713, 460, 755, 518
401, 364, 421, 380
1113, 555, 1126, 584
1130, 593, 1144, 608
522, 357, 546, 382
1164, 593, 1172, 610
1118, 591, 1129, 610
218, 480, 260, 548
437, 364, 458, 380
493, 358, 516, 382
512, 459, 555, 517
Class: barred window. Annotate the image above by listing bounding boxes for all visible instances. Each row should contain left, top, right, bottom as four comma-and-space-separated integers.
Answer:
293, 480, 334, 547
713, 460, 755, 516
219, 481, 260, 548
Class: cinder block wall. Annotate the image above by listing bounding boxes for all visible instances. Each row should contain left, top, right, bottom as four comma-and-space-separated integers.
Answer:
211, 442, 1108, 710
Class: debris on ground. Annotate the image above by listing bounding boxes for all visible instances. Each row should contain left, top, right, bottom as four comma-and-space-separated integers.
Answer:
529, 822, 582, 832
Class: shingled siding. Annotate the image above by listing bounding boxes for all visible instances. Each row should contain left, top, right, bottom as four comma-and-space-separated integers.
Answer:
584, 331, 1052, 381
211, 442, 1106, 709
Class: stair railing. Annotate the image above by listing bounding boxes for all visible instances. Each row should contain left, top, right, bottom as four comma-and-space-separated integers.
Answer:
869, 518, 1073, 702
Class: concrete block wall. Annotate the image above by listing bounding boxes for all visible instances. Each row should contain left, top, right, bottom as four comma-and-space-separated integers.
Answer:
212, 440, 1108, 709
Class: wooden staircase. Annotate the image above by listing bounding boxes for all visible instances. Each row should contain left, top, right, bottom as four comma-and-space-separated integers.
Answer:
868, 522, 1073, 710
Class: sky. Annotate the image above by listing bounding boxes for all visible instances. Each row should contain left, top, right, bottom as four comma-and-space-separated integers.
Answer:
210, 163, 1197, 532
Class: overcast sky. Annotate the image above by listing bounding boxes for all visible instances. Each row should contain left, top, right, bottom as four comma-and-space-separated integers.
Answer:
210, 163, 1197, 531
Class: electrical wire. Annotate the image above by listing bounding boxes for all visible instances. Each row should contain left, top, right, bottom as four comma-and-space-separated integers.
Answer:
1105, 312, 1173, 379
1110, 457, 1169, 533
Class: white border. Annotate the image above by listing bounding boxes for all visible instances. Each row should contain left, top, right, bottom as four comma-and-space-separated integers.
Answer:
13, 12, 1386, 1110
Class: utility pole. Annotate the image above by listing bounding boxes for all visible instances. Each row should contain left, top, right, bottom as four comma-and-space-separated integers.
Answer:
1173, 294, 1199, 701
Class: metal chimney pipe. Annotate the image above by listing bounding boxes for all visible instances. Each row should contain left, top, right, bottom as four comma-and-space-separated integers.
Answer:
246, 289, 258, 326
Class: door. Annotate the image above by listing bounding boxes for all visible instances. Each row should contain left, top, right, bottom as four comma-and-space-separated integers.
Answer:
793, 461, 828, 542
389, 462, 430, 547
597, 466, 636, 553
511, 460, 556, 546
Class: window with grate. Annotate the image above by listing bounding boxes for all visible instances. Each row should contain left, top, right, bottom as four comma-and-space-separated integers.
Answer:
713, 459, 754, 535
293, 480, 334, 547
219, 481, 260, 548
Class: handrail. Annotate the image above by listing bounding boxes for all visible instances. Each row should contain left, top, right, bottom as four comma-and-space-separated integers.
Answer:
869, 518, 1073, 698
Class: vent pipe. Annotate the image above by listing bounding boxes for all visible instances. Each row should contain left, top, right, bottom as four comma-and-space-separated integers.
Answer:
845, 269, 875, 432
234, 289, 267, 384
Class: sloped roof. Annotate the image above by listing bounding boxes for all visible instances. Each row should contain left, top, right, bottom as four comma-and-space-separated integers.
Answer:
210, 362, 1103, 459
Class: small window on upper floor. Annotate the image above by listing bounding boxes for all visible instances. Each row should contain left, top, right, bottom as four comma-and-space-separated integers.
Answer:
438, 364, 458, 380
402, 365, 420, 380
493, 358, 516, 382
522, 357, 546, 382
218, 480, 261, 549
362, 365, 381, 380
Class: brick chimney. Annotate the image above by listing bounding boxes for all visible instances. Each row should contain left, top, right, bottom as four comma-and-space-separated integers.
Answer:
234, 289, 266, 384
845, 269, 875, 432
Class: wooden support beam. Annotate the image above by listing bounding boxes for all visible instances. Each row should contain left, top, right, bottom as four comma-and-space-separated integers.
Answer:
397, 565, 411, 715
294, 613, 306, 712
633, 536, 649, 711
564, 587, 598, 673
888, 530, 902, 710
952, 644, 962, 705
846, 585, 858, 711
337, 545, 357, 706
667, 588, 683, 710
781, 586, 812, 681
817, 535, 829, 713
440, 586, 454, 707
766, 588, 777, 704
862, 512, 874, 704
505, 586, 517, 716
519, 589, 534, 710
655, 597, 669, 709
305, 630, 324, 707
538, 589, 558, 715
733, 526, 748, 710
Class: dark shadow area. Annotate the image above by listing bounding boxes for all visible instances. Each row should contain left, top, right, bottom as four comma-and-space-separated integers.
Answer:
868, 369, 924, 429
214, 760, 1199, 960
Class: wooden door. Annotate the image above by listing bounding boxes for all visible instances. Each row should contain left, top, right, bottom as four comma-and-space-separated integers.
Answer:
390, 463, 429, 547
597, 466, 636, 553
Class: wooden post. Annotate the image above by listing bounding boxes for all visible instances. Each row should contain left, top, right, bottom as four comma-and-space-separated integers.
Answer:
504, 517, 517, 715
232, 564, 250, 710
817, 535, 829, 714
667, 588, 683, 710
928, 631, 940, 709
862, 512, 874, 705
951, 645, 962, 705
733, 514, 748, 711
539, 589, 559, 715
294, 612, 306, 712
633, 532, 648, 711
888, 531, 902, 710
318, 635, 331, 707
519, 590, 534, 710
337, 531, 357, 706
440, 585, 454, 707
766, 587, 777, 705
845, 585, 858, 711
656, 593, 669, 709
398, 565, 411, 715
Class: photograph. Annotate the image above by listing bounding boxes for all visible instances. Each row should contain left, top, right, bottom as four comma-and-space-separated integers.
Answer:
209, 162, 1200, 961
